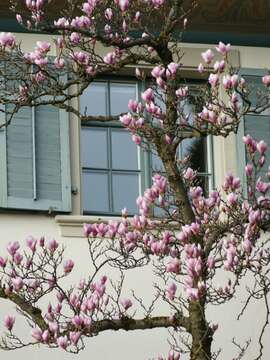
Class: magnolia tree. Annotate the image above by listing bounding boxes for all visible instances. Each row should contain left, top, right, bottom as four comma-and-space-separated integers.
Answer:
0, 1, 270, 360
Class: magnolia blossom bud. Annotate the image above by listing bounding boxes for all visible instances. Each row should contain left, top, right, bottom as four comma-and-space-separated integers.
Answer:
4, 315, 15, 331
216, 41, 231, 55
57, 336, 68, 350
201, 49, 214, 64
120, 298, 132, 310
63, 259, 74, 273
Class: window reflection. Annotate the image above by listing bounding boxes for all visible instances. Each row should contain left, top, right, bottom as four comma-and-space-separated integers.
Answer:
81, 80, 140, 215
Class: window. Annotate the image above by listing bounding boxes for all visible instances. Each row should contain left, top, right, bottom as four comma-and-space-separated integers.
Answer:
0, 103, 71, 212
81, 80, 148, 215
81, 79, 213, 216
237, 69, 270, 191
152, 84, 213, 192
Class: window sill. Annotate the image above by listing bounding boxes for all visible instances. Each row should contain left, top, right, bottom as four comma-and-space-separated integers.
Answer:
55, 215, 123, 237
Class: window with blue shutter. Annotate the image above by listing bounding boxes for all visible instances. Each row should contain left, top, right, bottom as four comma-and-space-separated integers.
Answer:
0, 103, 71, 212
237, 68, 270, 191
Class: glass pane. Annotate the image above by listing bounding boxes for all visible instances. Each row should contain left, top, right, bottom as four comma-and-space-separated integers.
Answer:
81, 127, 108, 168
151, 153, 164, 172
245, 75, 268, 111
82, 171, 109, 212
112, 173, 139, 213
181, 138, 207, 173
245, 115, 270, 178
181, 99, 195, 125
154, 88, 166, 112
110, 83, 136, 115
80, 82, 107, 116
111, 130, 138, 170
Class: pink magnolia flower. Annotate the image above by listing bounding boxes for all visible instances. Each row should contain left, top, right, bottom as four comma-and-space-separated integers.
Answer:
63, 259, 74, 273
82, 2, 94, 16
49, 322, 59, 335
208, 73, 219, 87
120, 113, 133, 127
227, 193, 238, 206
132, 134, 141, 145
245, 164, 253, 177
198, 63, 204, 73
183, 167, 195, 181
72, 315, 84, 328
262, 74, 270, 86
166, 62, 179, 79
54, 17, 69, 28
168, 350, 180, 360
54, 57, 65, 69
7, 241, 20, 256
214, 60, 226, 72
186, 287, 199, 300
26, 236, 37, 252
16, 14, 22, 24
70, 331, 81, 345
103, 52, 116, 65
57, 336, 68, 350
216, 41, 231, 55
105, 8, 113, 20
0, 32, 15, 47
176, 86, 188, 98
201, 49, 214, 64
31, 328, 43, 341
36, 41, 51, 53
141, 88, 154, 103
166, 282, 177, 301
12, 277, 23, 291
207, 256, 215, 270
0, 256, 7, 268
151, 66, 165, 78
13, 252, 23, 265
257, 140, 267, 155
222, 74, 232, 89
152, 0, 165, 8
47, 239, 59, 252
118, 0, 130, 12
120, 298, 133, 310
121, 207, 128, 217
4, 315, 15, 331
165, 258, 181, 274
42, 330, 50, 343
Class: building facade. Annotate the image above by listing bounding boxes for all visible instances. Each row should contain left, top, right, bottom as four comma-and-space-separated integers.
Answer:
0, 2, 270, 359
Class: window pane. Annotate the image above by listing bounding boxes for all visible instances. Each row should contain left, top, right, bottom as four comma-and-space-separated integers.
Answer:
111, 130, 138, 170
151, 153, 164, 172
80, 82, 107, 116
82, 171, 109, 212
245, 115, 270, 178
181, 99, 195, 125
81, 127, 108, 168
181, 138, 207, 173
112, 173, 139, 213
110, 83, 136, 115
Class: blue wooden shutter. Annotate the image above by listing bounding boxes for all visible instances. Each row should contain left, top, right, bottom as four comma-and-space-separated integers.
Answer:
0, 104, 71, 212
237, 68, 270, 190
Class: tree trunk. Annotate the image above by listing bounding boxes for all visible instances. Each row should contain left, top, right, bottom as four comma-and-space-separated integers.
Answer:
189, 300, 212, 360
